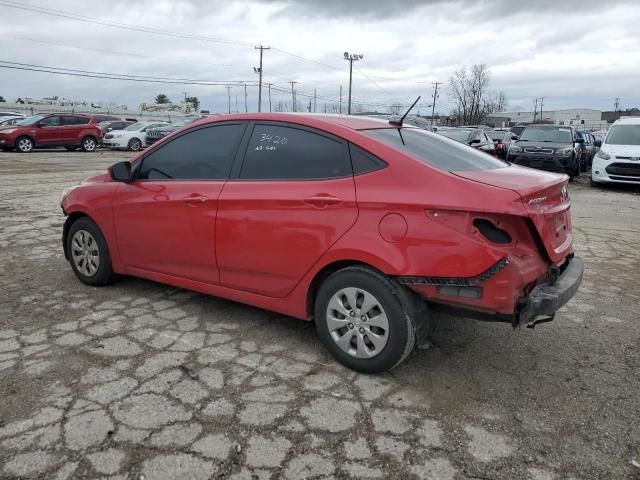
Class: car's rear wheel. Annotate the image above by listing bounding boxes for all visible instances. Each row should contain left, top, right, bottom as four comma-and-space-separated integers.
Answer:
314, 266, 417, 373
16, 136, 34, 153
81, 136, 97, 152
128, 138, 142, 151
67, 217, 114, 286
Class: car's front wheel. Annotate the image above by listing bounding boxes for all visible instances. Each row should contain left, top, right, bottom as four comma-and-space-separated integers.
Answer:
128, 138, 142, 151
81, 136, 97, 152
67, 217, 114, 286
15, 136, 34, 153
314, 266, 417, 373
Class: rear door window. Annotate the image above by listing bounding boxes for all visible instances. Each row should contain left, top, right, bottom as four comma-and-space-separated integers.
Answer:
239, 124, 351, 180
362, 128, 508, 171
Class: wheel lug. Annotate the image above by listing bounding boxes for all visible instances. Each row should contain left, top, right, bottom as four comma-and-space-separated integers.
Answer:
361, 316, 367, 321
349, 311, 355, 317
359, 327, 365, 334
348, 323, 354, 329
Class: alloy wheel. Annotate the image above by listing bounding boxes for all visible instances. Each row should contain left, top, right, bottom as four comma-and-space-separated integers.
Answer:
83, 137, 96, 151
17, 138, 33, 153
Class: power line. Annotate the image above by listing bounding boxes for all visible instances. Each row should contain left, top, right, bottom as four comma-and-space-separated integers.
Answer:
0, 0, 254, 47
0, 34, 233, 68
0, 60, 255, 86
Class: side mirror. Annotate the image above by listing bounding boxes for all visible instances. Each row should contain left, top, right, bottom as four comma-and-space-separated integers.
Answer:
110, 161, 132, 182
107, 127, 113, 131
594, 140, 602, 147
511, 135, 519, 140
470, 138, 481, 144
37, 122, 46, 128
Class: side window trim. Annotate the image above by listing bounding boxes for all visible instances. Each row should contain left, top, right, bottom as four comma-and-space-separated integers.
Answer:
132, 121, 248, 182
231, 121, 351, 181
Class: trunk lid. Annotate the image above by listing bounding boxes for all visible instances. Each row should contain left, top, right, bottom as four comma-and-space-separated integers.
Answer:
454, 165, 572, 263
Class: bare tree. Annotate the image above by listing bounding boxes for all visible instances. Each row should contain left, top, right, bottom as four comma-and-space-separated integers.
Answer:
484, 91, 508, 114
449, 64, 491, 124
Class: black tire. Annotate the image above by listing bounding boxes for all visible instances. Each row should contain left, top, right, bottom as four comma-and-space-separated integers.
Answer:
81, 136, 97, 152
314, 266, 417, 373
15, 136, 34, 153
67, 217, 114, 286
128, 138, 142, 151
580, 157, 588, 173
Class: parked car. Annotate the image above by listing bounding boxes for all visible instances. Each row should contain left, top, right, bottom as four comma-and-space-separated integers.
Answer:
459, 124, 493, 131
437, 127, 496, 155
99, 120, 135, 135
507, 125, 583, 179
591, 117, 640, 186
145, 117, 201, 146
60, 113, 582, 373
0, 116, 24, 127
576, 131, 597, 170
89, 114, 121, 123
102, 121, 169, 151
0, 113, 102, 153
0, 111, 24, 118
486, 130, 515, 159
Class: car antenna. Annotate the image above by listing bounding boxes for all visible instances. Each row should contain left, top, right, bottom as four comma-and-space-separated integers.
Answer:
389, 96, 421, 126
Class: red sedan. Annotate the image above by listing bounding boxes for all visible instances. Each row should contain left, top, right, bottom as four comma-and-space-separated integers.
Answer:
60, 113, 583, 373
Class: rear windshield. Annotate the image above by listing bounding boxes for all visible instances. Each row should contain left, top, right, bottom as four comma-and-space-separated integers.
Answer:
519, 127, 572, 143
605, 125, 640, 146
487, 131, 508, 140
362, 128, 508, 172
437, 128, 472, 143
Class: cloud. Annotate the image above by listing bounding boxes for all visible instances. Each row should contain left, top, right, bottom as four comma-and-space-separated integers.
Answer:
0, 0, 638, 114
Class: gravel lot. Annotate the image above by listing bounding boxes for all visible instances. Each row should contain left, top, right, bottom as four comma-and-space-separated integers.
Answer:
0, 150, 638, 480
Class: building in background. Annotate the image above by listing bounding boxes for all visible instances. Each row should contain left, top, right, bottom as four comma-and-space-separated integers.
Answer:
485, 108, 607, 130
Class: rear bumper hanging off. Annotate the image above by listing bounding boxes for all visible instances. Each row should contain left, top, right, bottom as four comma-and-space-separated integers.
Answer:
516, 255, 584, 327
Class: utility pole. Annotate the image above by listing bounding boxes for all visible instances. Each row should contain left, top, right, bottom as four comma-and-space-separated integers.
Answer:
339, 85, 343, 114
431, 81, 442, 126
539, 96, 544, 121
614, 97, 620, 112
289, 81, 298, 112
243, 82, 248, 113
225, 86, 232, 114
533, 98, 538, 122
254, 45, 270, 112
343, 52, 363, 115
235, 95, 238, 113
268, 83, 272, 112
313, 88, 317, 113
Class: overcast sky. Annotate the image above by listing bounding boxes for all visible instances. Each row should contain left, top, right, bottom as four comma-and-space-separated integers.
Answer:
1, 0, 639, 114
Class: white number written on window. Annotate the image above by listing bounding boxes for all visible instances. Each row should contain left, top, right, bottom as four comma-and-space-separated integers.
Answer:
259, 133, 288, 144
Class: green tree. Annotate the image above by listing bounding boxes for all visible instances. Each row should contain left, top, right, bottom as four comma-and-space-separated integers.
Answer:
185, 96, 200, 111
155, 94, 170, 104
0, 95, 5, 103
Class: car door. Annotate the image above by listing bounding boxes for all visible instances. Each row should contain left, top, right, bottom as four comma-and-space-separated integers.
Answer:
63, 116, 90, 143
35, 115, 64, 146
112, 122, 247, 284
216, 122, 358, 298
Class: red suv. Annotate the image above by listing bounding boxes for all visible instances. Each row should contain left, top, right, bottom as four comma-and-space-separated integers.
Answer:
60, 113, 583, 373
0, 113, 102, 153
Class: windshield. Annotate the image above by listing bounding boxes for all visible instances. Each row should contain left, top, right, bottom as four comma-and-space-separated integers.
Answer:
605, 125, 640, 146
17, 115, 45, 126
362, 128, 508, 172
437, 129, 472, 143
519, 127, 572, 143
124, 122, 146, 131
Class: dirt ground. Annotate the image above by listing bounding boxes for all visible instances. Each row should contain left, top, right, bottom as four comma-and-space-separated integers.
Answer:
0, 149, 638, 480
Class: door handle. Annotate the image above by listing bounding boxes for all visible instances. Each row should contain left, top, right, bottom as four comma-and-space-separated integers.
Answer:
304, 195, 342, 208
182, 195, 209, 204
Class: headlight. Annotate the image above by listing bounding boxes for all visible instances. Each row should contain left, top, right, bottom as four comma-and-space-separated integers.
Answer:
596, 150, 611, 160
113, 134, 123, 138
509, 145, 523, 153
555, 147, 574, 155
1, 128, 16, 134
60, 185, 79, 204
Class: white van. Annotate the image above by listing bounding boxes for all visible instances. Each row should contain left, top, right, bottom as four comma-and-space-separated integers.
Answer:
592, 117, 640, 185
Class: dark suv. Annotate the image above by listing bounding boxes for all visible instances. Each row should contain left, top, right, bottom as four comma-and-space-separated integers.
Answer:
0, 114, 103, 153
145, 117, 201, 146
507, 125, 583, 179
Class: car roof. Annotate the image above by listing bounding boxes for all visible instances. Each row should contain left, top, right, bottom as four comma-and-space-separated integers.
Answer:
613, 116, 640, 125
194, 113, 397, 131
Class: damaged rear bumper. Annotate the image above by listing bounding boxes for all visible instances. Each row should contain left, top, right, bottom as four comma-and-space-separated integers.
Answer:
516, 255, 584, 327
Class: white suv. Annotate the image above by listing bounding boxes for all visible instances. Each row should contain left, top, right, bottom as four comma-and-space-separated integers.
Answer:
592, 117, 640, 186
